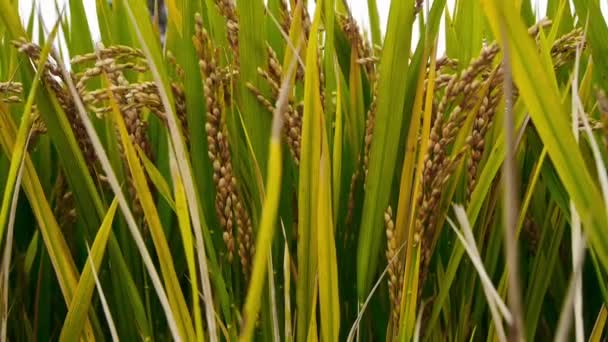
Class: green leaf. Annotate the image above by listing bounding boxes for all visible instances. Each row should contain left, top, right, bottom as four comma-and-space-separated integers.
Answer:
59, 199, 119, 342
237, 0, 271, 175
171, 153, 204, 342
317, 142, 340, 342
571, 0, 608, 91
68, 0, 94, 60
297, 3, 324, 340
367, 0, 382, 46
136, 145, 176, 212
357, 0, 416, 299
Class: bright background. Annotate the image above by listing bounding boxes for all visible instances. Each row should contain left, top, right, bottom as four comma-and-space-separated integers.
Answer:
17, 0, 608, 60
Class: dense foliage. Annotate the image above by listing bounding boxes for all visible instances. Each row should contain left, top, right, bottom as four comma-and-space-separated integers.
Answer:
1, 0, 608, 341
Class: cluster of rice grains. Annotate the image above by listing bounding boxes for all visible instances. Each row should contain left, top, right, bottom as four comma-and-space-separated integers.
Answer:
214, 0, 240, 65
246, 0, 320, 166
166, 51, 190, 146
339, 12, 376, 77
341, 21, 589, 322
77, 49, 189, 144
413, 25, 587, 306
278, 0, 292, 37
0, 81, 47, 148
384, 206, 403, 333
551, 27, 585, 68
71, 44, 161, 231
0, 81, 23, 104
7, 41, 90, 233
247, 44, 303, 164
416, 43, 500, 295
12, 38, 98, 178
194, 14, 254, 277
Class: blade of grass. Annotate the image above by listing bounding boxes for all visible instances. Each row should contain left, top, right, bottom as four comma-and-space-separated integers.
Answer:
323, 0, 337, 128
268, 254, 281, 342
413, 300, 427, 342
396, 4, 445, 338
237, 0, 270, 175
357, 0, 416, 300
283, 242, 293, 342
332, 62, 344, 220
68, 0, 94, 60
136, 145, 176, 212
394, 37, 433, 342
499, 22, 525, 339
317, 131, 340, 342
571, 0, 608, 93
555, 236, 587, 342
590, 305, 607, 341
59, 199, 119, 342
296, 3, 323, 340
571, 45, 584, 342
169, 150, 203, 342
85, 243, 119, 342
367, 0, 382, 46
0, 127, 27, 342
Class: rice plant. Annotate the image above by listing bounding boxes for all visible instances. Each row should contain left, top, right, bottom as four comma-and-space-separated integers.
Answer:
1, 0, 607, 341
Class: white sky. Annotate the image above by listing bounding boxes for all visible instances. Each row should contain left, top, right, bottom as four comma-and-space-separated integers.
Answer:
17, 0, 608, 59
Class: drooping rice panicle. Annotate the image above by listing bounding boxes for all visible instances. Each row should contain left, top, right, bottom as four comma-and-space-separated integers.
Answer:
13, 39, 99, 177
195, 13, 253, 273
384, 206, 402, 332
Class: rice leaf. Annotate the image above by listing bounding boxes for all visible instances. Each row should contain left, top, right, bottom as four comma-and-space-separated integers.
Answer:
357, 0, 416, 300
59, 198, 119, 342
296, 3, 324, 340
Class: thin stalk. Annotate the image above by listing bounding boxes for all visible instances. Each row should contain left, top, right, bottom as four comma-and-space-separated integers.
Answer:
500, 23, 524, 341
86, 244, 119, 342
570, 45, 584, 342
0, 132, 28, 341
555, 237, 588, 342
